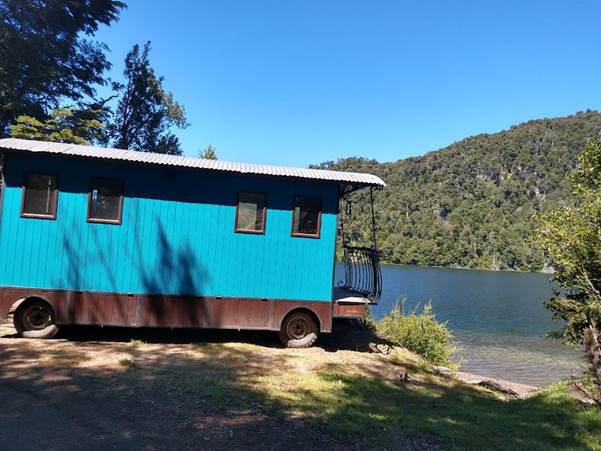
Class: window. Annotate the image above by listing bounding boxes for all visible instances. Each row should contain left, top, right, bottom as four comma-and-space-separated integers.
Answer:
87, 178, 124, 224
235, 192, 266, 234
21, 173, 58, 219
292, 195, 321, 238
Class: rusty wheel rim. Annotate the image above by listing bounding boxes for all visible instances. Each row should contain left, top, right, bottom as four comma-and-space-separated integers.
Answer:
287, 317, 310, 340
23, 305, 52, 330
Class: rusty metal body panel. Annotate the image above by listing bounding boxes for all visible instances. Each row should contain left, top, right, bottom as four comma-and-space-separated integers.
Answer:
0, 287, 333, 333
332, 302, 367, 319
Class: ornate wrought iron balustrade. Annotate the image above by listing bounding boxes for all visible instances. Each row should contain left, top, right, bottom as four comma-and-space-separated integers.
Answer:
338, 246, 382, 303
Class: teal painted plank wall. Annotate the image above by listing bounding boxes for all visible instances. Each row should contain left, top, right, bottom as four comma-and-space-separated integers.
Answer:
0, 152, 339, 301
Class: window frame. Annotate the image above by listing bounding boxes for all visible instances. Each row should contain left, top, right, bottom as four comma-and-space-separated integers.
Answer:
234, 191, 267, 235
86, 177, 124, 225
291, 195, 322, 239
20, 172, 59, 220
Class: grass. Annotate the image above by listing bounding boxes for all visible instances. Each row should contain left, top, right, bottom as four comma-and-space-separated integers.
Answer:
2, 323, 600, 450
119, 343, 601, 450
275, 373, 600, 450
285, 369, 597, 449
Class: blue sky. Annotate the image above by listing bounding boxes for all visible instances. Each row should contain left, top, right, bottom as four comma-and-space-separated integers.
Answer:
95, 1, 601, 166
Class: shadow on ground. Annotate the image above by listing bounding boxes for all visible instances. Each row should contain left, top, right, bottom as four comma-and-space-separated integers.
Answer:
0, 328, 348, 450
1, 318, 388, 352
0, 320, 599, 450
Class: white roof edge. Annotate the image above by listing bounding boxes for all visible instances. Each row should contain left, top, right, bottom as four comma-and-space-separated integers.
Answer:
0, 138, 386, 187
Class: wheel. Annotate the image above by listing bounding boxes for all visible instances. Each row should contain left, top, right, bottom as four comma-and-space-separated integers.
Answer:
279, 311, 318, 348
14, 300, 59, 339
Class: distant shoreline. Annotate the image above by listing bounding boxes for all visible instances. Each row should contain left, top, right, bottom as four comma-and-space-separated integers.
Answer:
339, 260, 555, 275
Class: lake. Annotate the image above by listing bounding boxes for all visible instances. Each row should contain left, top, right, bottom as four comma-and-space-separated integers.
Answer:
336, 264, 584, 387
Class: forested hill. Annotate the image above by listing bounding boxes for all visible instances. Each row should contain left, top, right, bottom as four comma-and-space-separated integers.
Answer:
313, 111, 601, 271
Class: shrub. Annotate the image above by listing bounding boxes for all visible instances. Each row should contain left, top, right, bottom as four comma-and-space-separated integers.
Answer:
375, 300, 456, 367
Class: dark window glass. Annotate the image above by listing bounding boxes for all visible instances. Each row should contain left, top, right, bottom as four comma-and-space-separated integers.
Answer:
88, 179, 123, 224
235, 192, 266, 233
292, 196, 321, 237
21, 173, 58, 219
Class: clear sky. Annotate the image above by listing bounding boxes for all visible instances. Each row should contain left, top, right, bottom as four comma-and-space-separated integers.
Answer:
95, 0, 601, 166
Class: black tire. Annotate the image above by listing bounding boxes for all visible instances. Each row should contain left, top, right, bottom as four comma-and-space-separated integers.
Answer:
14, 300, 59, 339
279, 311, 318, 348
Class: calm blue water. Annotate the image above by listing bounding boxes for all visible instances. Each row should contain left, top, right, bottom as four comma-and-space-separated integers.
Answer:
336, 264, 584, 386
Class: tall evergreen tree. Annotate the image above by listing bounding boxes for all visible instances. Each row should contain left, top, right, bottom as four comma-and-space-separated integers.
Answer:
110, 42, 188, 155
0, 0, 125, 135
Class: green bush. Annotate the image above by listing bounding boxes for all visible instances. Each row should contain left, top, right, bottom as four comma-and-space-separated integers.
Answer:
375, 300, 456, 367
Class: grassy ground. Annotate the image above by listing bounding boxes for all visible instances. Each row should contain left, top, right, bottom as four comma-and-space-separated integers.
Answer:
1, 321, 600, 450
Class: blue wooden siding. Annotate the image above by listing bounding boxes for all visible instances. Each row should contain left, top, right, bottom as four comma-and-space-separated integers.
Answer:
0, 152, 339, 301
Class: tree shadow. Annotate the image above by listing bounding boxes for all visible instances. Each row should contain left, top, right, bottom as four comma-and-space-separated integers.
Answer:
55, 209, 212, 327
0, 337, 349, 450
1, 332, 599, 451
267, 360, 601, 450
53, 324, 283, 348
13, 318, 389, 354
136, 218, 211, 327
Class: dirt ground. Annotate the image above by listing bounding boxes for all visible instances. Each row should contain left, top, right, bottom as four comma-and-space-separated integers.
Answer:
0, 319, 440, 451
2, 316, 561, 451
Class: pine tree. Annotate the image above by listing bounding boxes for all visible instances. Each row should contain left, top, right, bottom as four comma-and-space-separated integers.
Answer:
110, 42, 188, 155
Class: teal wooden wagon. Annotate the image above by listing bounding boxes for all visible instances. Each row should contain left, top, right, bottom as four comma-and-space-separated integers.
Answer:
0, 138, 384, 347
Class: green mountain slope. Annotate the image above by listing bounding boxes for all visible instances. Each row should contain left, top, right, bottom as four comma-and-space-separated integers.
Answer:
314, 111, 601, 271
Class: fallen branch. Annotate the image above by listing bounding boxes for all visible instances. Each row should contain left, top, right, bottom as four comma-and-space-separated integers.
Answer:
471, 379, 520, 398
574, 381, 601, 405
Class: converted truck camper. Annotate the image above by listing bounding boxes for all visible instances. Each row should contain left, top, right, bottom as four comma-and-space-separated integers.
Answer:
0, 138, 384, 347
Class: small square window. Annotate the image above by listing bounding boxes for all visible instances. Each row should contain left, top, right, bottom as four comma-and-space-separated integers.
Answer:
87, 178, 124, 224
21, 173, 58, 219
292, 195, 321, 238
235, 192, 266, 234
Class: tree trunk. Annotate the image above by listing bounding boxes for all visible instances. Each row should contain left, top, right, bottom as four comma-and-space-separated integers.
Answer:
583, 325, 601, 395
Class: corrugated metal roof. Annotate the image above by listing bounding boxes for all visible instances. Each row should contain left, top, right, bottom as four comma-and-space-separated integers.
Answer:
0, 138, 385, 187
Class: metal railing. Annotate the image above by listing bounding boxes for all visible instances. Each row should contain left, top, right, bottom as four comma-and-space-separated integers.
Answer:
338, 246, 382, 303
